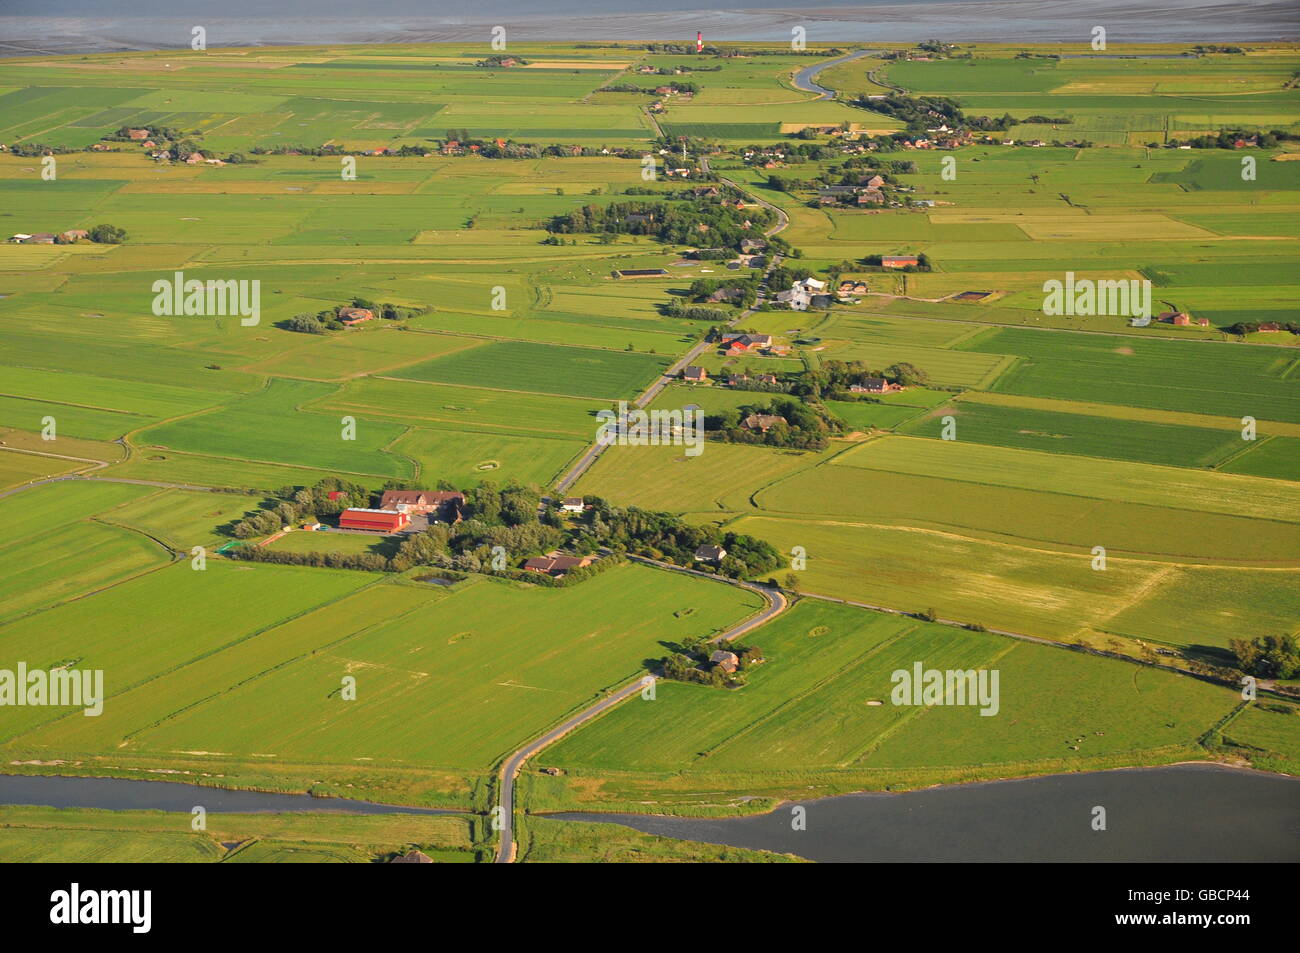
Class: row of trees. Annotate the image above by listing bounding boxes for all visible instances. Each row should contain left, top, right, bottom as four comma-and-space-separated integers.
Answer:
571, 500, 783, 580
600, 81, 700, 95
787, 359, 929, 400
546, 199, 775, 251
851, 92, 1014, 135
222, 477, 785, 586
1225, 320, 1299, 336
284, 297, 429, 334
1164, 130, 1288, 150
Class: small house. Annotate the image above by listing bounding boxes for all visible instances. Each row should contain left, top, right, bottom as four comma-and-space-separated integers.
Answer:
560, 497, 585, 514
850, 377, 899, 394
741, 413, 785, 433
337, 307, 374, 326
523, 553, 596, 577
709, 650, 739, 674
683, 365, 708, 383
694, 543, 727, 563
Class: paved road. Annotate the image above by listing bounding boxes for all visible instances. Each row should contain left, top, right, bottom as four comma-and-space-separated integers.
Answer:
553, 164, 790, 494
493, 570, 789, 863
791, 48, 881, 100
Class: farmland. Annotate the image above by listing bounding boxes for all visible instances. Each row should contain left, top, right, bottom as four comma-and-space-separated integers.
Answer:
0, 36, 1296, 861
538, 600, 1239, 810
1, 563, 763, 805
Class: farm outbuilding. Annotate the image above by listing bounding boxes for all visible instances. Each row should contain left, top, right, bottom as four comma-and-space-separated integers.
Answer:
338, 508, 409, 532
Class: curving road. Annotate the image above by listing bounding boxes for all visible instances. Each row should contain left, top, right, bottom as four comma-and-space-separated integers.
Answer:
493, 569, 789, 863
791, 48, 881, 100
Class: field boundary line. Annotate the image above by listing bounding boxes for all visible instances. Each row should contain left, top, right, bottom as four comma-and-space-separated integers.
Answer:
1211, 433, 1274, 471
0, 390, 152, 419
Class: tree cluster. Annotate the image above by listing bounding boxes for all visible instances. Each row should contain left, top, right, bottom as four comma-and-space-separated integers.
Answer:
546, 199, 774, 251
1231, 635, 1300, 680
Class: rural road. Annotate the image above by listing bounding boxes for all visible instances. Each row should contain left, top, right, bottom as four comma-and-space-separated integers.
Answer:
553, 161, 789, 494
791, 48, 881, 100
493, 569, 788, 863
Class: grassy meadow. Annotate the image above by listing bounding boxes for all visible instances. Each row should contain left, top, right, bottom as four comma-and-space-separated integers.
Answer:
0, 39, 1295, 851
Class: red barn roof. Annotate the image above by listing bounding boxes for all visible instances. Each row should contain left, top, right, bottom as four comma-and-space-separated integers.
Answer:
339, 508, 408, 532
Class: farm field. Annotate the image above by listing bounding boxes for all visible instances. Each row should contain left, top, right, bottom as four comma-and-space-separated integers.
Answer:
752, 462, 1300, 562
899, 397, 1247, 468
542, 600, 1238, 806
574, 440, 827, 513
388, 340, 672, 401
0, 35, 1297, 863
2, 564, 763, 801
0, 805, 478, 864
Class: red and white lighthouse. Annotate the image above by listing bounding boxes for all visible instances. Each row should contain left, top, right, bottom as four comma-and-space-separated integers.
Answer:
696, 31, 703, 53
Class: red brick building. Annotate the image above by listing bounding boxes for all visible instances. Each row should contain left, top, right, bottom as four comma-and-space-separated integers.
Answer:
379, 490, 465, 521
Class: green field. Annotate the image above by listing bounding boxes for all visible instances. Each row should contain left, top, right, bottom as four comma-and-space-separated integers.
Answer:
544, 599, 1237, 802
1, 38, 1296, 857
388, 340, 671, 400
2, 563, 763, 793
0, 805, 477, 864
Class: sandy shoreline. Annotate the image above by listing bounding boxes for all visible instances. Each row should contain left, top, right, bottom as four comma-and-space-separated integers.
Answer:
2, 2, 1297, 56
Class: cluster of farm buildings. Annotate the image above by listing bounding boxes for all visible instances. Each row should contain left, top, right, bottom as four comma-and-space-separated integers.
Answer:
332, 489, 466, 533
304, 490, 736, 580
8, 229, 88, 244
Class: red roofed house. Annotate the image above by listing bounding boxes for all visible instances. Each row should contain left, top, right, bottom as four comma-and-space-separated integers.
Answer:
339, 508, 409, 533
741, 414, 785, 433
1159, 310, 1192, 326
709, 649, 739, 674
127, 128, 150, 140
337, 307, 374, 326
683, 366, 708, 383
721, 333, 772, 352
327, 490, 348, 501
881, 256, 920, 269
523, 553, 596, 577
379, 489, 465, 521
